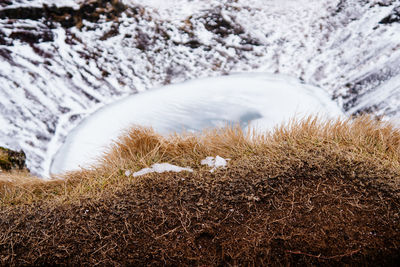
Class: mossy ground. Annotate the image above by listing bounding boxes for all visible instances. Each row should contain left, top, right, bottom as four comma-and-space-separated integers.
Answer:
0, 147, 26, 171
0, 116, 399, 265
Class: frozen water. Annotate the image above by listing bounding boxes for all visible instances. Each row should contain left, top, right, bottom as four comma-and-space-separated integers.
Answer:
50, 73, 344, 175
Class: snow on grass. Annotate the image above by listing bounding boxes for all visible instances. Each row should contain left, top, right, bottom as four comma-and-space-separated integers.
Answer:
201, 156, 229, 173
126, 163, 193, 177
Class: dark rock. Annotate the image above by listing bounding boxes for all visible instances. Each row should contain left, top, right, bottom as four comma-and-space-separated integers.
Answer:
338, 65, 400, 112
9, 29, 54, 44
0, 6, 47, 21
136, 30, 152, 51
201, 10, 244, 37
0, 0, 12, 8
0, 48, 13, 61
58, 106, 71, 114
0, 30, 10, 45
185, 40, 202, 49
99, 24, 119, 41
102, 70, 110, 77
0, 0, 128, 30
0, 147, 27, 171
379, 6, 400, 24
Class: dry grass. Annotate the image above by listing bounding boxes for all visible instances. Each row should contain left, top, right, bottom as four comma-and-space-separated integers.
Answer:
94, 115, 400, 196
0, 150, 10, 171
0, 150, 7, 162
1, 115, 399, 207
0, 171, 63, 206
1, 116, 400, 265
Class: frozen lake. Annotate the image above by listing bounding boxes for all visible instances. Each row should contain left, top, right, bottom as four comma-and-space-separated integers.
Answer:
50, 73, 344, 175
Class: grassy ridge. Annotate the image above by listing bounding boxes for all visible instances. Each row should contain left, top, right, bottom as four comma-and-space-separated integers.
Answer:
0, 116, 399, 265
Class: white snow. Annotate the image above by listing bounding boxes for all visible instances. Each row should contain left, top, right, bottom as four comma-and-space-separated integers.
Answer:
201, 156, 229, 173
122, 0, 211, 21
50, 73, 344, 175
201, 157, 218, 168
348, 74, 400, 115
2, 0, 81, 9
130, 163, 193, 177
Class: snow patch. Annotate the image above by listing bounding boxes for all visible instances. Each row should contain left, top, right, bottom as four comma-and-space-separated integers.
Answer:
1, 0, 81, 9
129, 163, 193, 177
201, 156, 229, 173
123, 0, 211, 21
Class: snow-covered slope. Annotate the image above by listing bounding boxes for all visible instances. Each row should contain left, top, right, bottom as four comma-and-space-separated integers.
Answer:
0, 0, 399, 176
50, 73, 344, 174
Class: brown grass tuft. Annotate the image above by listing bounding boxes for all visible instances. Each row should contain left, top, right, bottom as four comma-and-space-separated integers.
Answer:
1, 115, 399, 205
0, 150, 7, 162
0, 116, 399, 265
0, 171, 63, 206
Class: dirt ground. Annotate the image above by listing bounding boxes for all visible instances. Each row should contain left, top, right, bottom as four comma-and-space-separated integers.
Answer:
1, 154, 399, 266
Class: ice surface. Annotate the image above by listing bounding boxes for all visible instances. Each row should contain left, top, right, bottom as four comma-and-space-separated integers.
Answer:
50, 73, 344, 175
130, 163, 193, 177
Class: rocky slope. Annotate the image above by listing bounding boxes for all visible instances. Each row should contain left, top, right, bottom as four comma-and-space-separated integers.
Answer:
0, 0, 399, 176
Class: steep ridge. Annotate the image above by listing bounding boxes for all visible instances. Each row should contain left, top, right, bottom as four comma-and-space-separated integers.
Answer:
0, 0, 399, 176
